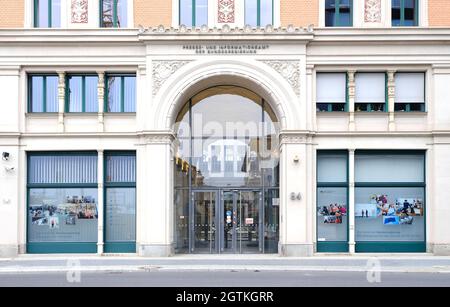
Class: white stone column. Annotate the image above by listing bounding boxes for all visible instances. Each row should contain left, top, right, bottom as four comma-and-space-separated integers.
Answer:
347, 70, 356, 131
97, 71, 105, 132
279, 133, 313, 256
57, 71, 66, 132
348, 149, 356, 254
137, 133, 174, 257
387, 70, 396, 131
97, 150, 104, 254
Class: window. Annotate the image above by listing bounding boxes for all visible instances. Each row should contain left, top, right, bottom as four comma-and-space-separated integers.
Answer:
27, 152, 98, 253
392, 0, 418, 26
317, 151, 348, 252
28, 75, 59, 113
316, 73, 347, 112
66, 75, 99, 113
101, 0, 128, 28
325, 0, 352, 27
105, 74, 136, 112
104, 152, 136, 253
179, 0, 208, 27
355, 73, 386, 112
34, 0, 61, 28
395, 72, 425, 112
245, 0, 274, 27
355, 151, 425, 251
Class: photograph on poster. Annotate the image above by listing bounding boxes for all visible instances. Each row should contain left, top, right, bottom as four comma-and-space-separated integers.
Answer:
49, 216, 59, 229
318, 203, 347, 224
355, 203, 378, 218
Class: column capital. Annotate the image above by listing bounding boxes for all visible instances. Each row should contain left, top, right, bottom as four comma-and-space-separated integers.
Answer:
141, 132, 176, 145
279, 132, 309, 145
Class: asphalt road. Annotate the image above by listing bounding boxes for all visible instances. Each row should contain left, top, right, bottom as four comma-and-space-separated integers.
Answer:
0, 270, 449, 287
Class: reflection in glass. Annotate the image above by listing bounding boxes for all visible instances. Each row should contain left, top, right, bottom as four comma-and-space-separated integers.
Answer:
264, 189, 279, 253
174, 189, 190, 253
105, 188, 135, 242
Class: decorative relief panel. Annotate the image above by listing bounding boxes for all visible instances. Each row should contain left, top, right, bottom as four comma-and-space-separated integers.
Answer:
364, 0, 382, 23
152, 61, 191, 96
71, 0, 89, 24
218, 0, 235, 23
261, 61, 300, 96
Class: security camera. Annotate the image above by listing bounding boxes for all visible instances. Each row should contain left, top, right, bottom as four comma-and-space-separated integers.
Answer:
2, 152, 10, 161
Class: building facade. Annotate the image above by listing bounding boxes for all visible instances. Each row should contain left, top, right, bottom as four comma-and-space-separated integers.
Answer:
0, 0, 450, 257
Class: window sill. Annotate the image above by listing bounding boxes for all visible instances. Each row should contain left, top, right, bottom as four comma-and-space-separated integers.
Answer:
394, 111, 428, 115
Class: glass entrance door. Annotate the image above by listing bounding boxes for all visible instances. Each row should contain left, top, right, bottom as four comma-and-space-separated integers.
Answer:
193, 191, 218, 253
220, 190, 262, 254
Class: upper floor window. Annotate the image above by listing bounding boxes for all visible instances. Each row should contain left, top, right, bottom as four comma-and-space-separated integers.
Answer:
66, 75, 99, 113
325, 0, 352, 27
101, 0, 128, 28
245, 0, 274, 27
316, 73, 347, 112
179, 0, 208, 27
395, 72, 425, 112
34, 0, 61, 28
105, 74, 136, 112
28, 75, 59, 113
355, 73, 386, 112
392, 0, 418, 26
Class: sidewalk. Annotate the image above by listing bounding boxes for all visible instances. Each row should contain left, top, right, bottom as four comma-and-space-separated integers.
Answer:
1, 254, 450, 274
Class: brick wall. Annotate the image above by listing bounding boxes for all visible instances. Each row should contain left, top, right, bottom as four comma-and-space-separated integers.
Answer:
0, 0, 24, 28
429, 0, 450, 26
134, 0, 172, 27
281, 0, 319, 27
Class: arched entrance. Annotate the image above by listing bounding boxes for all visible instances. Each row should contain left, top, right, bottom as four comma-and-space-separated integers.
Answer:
173, 86, 280, 254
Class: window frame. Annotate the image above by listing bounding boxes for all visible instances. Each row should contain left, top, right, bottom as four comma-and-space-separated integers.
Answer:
316, 72, 348, 113
245, 0, 275, 27
394, 71, 426, 112
104, 73, 136, 113
100, 0, 128, 28
28, 74, 59, 113
33, 0, 60, 28
65, 74, 99, 113
354, 72, 388, 113
392, 0, 419, 27
325, 0, 353, 27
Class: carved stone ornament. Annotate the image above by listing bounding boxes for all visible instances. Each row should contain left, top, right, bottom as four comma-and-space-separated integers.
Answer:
144, 134, 175, 145
262, 61, 300, 95
152, 61, 191, 96
364, 0, 382, 23
218, 0, 235, 24
279, 134, 308, 145
71, 0, 89, 24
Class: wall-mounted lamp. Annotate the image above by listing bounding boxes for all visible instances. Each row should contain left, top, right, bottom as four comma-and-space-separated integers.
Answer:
2, 152, 10, 161
293, 155, 300, 163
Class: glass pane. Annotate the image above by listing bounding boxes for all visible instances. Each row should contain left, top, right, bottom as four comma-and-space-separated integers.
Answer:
102, 0, 114, 27
28, 188, 98, 243
117, 0, 128, 27
124, 76, 136, 112
260, 0, 273, 26
69, 76, 83, 112
317, 187, 348, 242
85, 76, 99, 112
355, 103, 369, 112
264, 189, 279, 253
355, 187, 425, 241
355, 73, 385, 103
174, 189, 190, 253
105, 188, 136, 242
31, 76, 44, 112
316, 73, 347, 103
338, 0, 352, 26
46, 76, 59, 112
245, 0, 258, 26
194, 191, 216, 253
331, 103, 346, 112
105, 154, 136, 183
180, 0, 193, 26
325, 0, 336, 26
316, 103, 329, 112
37, 0, 49, 27
107, 77, 121, 112
28, 154, 98, 184
392, 0, 401, 26
395, 73, 425, 103
51, 0, 61, 27
410, 103, 425, 112
317, 152, 347, 183
355, 153, 425, 183
237, 191, 260, 253
404, 0, 416, 26
196, 0, 208, 26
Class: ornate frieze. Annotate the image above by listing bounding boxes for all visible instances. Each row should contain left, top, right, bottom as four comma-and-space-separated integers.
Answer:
364, 0, 382, 23
138, 25, 311, 35
279, 133, 308, 145
262, 61, 300, 96
218, 0, 235, 24
143, 133, 175, 145
71, 0, 89, 24
152, 61, 191, 96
